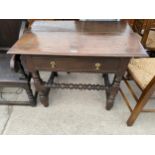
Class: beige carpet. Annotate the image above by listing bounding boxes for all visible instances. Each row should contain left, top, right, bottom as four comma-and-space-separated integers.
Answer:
0, 106, 10, 134
0, 72, 155, 134
0, 88, 16, 134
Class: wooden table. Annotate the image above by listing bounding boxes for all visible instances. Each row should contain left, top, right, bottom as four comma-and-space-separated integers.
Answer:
8, 20, 147, 109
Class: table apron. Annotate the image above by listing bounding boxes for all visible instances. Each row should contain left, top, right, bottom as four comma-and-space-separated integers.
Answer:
26, 56, 130, 73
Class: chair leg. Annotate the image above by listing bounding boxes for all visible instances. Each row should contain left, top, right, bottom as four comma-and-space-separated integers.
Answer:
127, 98, 148, 126
127, 78, 155, 126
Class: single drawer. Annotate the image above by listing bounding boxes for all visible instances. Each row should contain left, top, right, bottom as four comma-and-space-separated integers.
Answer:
32, 56, 124, 73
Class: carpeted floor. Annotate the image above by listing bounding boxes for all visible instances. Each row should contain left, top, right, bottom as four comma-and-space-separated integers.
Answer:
0, 72, 155, 135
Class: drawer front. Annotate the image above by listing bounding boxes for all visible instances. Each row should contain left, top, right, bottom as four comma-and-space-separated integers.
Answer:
32, 56, 123, 73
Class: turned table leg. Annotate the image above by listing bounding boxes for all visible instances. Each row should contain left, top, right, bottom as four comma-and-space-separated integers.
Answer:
31, 70, 49, 107
105, 59, 130, 110
25, 83, 37, 106
31, 71, 57, 107
106, 73, 123, 110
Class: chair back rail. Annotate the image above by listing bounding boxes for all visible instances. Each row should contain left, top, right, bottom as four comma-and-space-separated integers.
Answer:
132, 19, 155, 51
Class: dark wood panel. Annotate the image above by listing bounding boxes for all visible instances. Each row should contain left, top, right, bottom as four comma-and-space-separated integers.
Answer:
0, 19, 22, 47
31, 56, 125, 72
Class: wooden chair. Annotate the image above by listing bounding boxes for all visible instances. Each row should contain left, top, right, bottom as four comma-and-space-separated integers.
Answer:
120, 58, 155, 126
132, 19, 155, 52
0, 19, 37, 106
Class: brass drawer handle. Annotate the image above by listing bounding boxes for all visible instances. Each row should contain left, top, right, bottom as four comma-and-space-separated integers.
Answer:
50, 61, 56, 68
95, 63, 101, 71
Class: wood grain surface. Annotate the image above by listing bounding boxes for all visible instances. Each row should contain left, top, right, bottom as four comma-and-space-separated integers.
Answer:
8, 20, 147, 57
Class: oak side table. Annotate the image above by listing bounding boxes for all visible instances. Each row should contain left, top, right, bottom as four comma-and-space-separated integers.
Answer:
8, 20, 147, 109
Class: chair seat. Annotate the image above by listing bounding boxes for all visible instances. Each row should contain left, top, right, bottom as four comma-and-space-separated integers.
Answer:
0, 54, 26, 82
128, 58, 155, 89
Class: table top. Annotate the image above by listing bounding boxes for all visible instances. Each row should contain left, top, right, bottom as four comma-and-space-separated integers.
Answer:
8, 20, 147, 57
